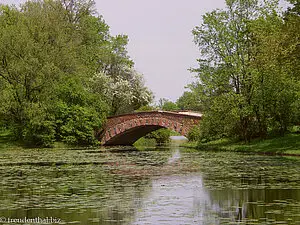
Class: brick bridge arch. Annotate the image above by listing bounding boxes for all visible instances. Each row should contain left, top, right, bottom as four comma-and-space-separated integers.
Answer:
99, 111, 202, 146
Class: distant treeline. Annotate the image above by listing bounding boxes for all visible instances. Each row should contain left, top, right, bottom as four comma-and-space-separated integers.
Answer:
0, 0, 152, 146
177, 0, 300, 142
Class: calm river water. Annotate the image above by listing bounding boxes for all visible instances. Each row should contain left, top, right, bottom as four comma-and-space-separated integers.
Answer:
0, 142, 299, 225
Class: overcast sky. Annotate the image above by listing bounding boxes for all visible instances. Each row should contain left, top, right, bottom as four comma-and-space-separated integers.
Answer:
96, 0, 226, 102
96, 0, 288, 102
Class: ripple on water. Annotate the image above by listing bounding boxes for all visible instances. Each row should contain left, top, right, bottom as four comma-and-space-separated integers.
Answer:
0, 147, 299, 224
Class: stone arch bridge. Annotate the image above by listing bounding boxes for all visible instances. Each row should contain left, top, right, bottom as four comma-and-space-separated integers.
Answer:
99, 111, 202, 146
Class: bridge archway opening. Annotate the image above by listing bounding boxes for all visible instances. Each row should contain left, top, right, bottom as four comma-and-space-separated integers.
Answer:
103, 125, 173, 146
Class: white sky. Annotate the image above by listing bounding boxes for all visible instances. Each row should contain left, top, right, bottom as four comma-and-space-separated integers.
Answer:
0, 0, 289, 102
95, 0, 225, 102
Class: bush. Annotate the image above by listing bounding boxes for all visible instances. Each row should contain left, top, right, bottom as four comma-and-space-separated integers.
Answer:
22, 103, 56, 147
186, 125, 201, 142
55, 103, 103, 146
145, 128, 171, 144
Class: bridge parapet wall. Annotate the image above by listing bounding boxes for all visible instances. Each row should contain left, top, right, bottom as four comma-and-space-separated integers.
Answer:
105, 111, 201, 128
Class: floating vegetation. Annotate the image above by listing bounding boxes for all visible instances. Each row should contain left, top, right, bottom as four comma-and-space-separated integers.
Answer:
0, 147, 299, 224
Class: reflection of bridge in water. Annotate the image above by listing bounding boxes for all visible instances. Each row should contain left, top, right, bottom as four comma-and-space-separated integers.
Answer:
99, 111, 202, 146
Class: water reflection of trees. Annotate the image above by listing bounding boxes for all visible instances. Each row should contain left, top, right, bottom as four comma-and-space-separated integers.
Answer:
207, 188, 300, 223
0, 155, 154, 224
1, 148, 300, 224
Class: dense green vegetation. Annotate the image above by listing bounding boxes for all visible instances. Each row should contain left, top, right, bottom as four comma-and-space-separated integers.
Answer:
178, 0, 300, 144
182, 133, 300, 155
0, 0, 152, 147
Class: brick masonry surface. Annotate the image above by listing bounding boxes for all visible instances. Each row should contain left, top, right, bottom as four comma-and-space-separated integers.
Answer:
100, 111, 202, 145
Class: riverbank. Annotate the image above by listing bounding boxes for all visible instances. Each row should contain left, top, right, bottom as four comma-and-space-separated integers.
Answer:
1, 128, 299, 156
182, 133, 300, 156
0, 130, 75, 150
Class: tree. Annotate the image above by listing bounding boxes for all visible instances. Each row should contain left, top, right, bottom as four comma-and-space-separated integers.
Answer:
89, 70, 153, 115
249, 8, 299, 136
0, 0, 152, 146
176, 91, 202, 111
144, 128, 171, 145
191, 0, 263, 141
283, 0, 300, 126
189, 0, 298, 142
157, 98, 179, 111
0, 1, 79, 144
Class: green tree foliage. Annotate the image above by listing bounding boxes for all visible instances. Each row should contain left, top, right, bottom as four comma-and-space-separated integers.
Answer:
249, 9, 299, 136
158, 98, 179, 111
176, 91, 202, 111
0, 0, 152, 146
144, 128, 171, 145
284, 0, 300, 125
135, 105, 156, 112
161, 101, 179, 111
184, 0, 299, 142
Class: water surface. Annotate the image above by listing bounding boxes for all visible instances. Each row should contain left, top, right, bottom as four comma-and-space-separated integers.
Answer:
0, 145, 299, 224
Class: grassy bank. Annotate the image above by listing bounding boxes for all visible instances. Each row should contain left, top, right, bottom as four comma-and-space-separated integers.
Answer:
182, 133, 300, 156
0, 130, 22, 150
0, 129, 79, 150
